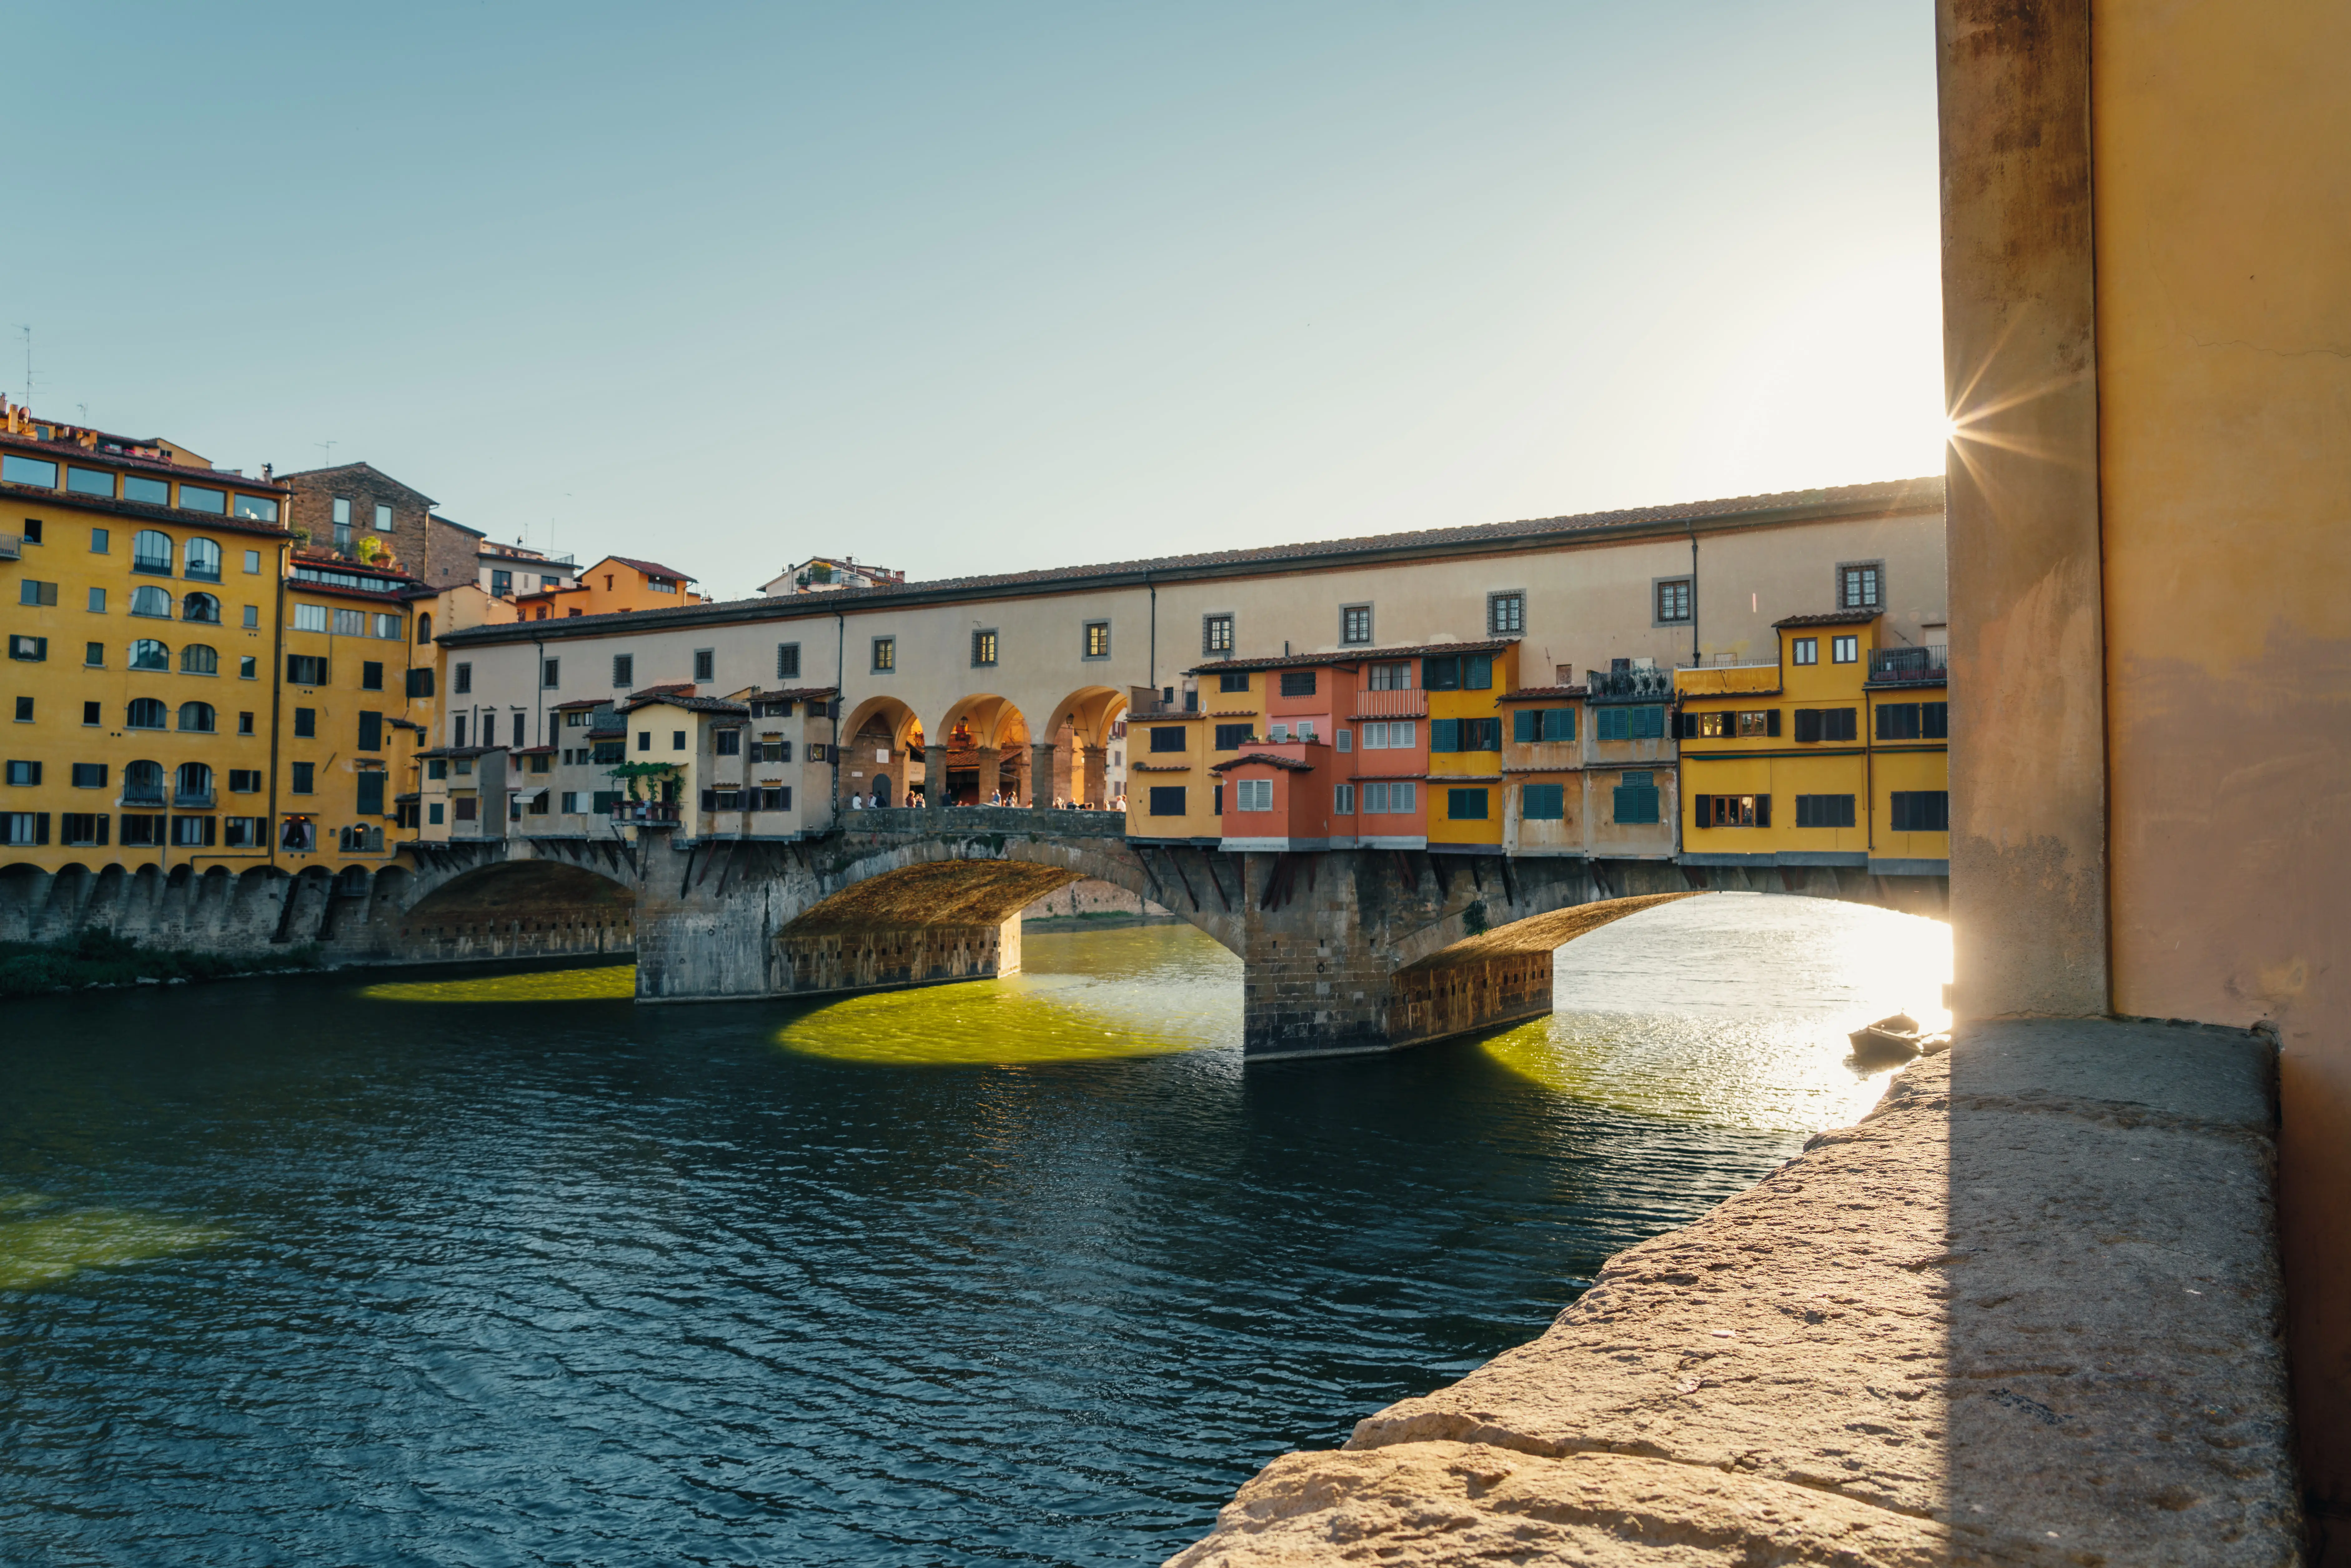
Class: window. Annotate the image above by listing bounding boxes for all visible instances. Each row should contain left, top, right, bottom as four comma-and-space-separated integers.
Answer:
83, 642, 103, 668
1595, 704, 1666, 741
1274, 670, 1318, 700
427, 759, 449, 781
1521, 782, 1565, 820
1075, 619, 1112, 661
231, 495, 277, 523
229, 769, 261, 793
1511, 708, 1575, 743
1608, 771, 1659, 824
73, 762, 107, 788
454, 662, 473, 695
293, 603, 326, 632
2, 455, 58, 487
361, 661, 384, 692
293, 707, 316, 739
1875, 702, 1950, 741
5, 760, 39, 786
18, 579, 57, 607
672, 731, 686, 752
1792, 707, 1858, 743
121, 760, 165, 804
1367, 661, 1411, 691
417, 613, 432, 644
1216, 672, 1250, 696
1488, 591, 1525, 635
1890, 791, 1950, 832
427, 803, 445, 826
356, 773, 386, 816
184, 538, 222, 581
132, 530, 173, 573
118, 813, 163, 846
174, 762, 213, 804
244, 549, 262, 575
693, 648, 714, 682
1340, 605, 1372, 645
1734, 710, 1779, 738
1, 812, 50, 845
592, 740, 624, 765
540, 657, 559, 689
764, 641, 800, 682
971, 629, 997, 667
757, 786, 792, 812
480, 713, 497, 747
131, 584, 173, 618
1795, 794, 1857, 828
1335, 729, 1351, 753
1694, 793, 1769, 828
636, 731, 651, 753
239, 604, 257, 629
1792, 637, 1818, 666
181, 643, 218, 675
333, 498, 352, 530
1212, 723, 1252, 750
1446, 787, 1489, 820
490, 569, 513, 598
238, 710, 254, 734
406, 667, 434, 698
127, 698, 167, 730
1362, 780, 1416, 814
182, 593, 220, 624
7, 634, 46, 662
1138, 785, 1187, 817
870, 638, 894, 673
224, 816, 265, 846
131, 638, 170, 670
90, 526, 111, 552
1832, 635, 1859, 664
1656, 578, 1692, 624
241, 657, 258, 682
178, 702, 215, 733
1235, 779, 1274, 812
1428, 717, 1500, 752
168, 815, 216, 847
374, 613, 400, 639
82, 701, 100, 725
716, 728, 742, 757
1420, 654, 1492, 691
290, 762, 315, 794
1360, 720, 1416, 749
331, 608, 366, 637
287, 654, 328, 685
358, 712, 383, 751
1267, 722, 1289, 742
61, 813, 107, 846
1334, 782, 1356, 814
1202, 613, 1234, 656
64, 466, 112, 497
1838, 562, 1884, 610
374, 503, 392, 532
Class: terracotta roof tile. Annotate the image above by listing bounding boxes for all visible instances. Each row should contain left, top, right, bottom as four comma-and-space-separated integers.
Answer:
1772, 609, 1884, 628
1210, 752, 1318, 772
1189, 638, 1517, 677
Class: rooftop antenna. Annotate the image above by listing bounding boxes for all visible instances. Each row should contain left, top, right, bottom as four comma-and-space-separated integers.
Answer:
317, 440, 337, 469
14, 325, 30, 406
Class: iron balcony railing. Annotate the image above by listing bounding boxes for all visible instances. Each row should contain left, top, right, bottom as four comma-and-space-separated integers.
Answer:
172, 789, 216, 809
611, 801, 682, 825
121, 790, 166, 808
1867, 646, 1950, 685
1587, 666, 1675, 702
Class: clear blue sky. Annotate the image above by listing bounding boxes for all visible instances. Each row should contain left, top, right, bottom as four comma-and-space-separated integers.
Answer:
4, 2, 1942, 597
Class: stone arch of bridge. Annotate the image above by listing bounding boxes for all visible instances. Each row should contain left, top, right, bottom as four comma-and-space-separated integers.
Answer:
396, 856, 640, 951
787, 833, 1242, 958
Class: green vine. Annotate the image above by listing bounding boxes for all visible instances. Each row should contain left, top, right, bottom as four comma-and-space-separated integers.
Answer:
605, 761, 682, 801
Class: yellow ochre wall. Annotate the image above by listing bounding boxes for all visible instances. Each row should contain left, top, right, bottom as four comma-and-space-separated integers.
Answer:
2091, 0, 2351, 1525
1125, 713, 1219, 841
1425, 645, 1513, 848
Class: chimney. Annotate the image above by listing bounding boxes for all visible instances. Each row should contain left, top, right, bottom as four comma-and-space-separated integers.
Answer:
1555, 662, 1573, 685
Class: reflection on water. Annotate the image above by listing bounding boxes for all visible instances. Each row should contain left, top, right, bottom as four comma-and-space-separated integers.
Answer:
0, 893, 1946, 1567
780, 925, 1243, 1065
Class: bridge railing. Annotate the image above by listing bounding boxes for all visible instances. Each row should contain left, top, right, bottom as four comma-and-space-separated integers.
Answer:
848, 804, 1131, 837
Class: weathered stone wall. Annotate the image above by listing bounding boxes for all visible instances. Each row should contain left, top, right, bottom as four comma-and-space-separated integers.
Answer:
1170, 1020, 2299, 1565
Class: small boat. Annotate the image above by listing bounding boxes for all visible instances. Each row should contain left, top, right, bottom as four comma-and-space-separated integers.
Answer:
1849, 1013, 1934, 1063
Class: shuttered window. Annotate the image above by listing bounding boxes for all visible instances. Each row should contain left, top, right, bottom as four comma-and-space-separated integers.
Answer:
1236, 779, 1274, 812
1877, 703, 1923, 740
1148, 786, 1187, 816
1149, 726, 1187, 753
1521, 782, 1565, 820
1613, 772, 1661, 823
1213, 724, 1252, 750
1889, 791, 1950, 832
1446, 787, 1489, 820
1512, 708, 1575, 743
1795, 793, 1856, 827
356, 773, 386, 816
357, 711, 382, 752
1921, 702, 1948, 739
776, 643, 801, 679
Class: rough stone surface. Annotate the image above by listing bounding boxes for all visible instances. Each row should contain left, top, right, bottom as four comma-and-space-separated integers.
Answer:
1169, 1019, 2300, 1566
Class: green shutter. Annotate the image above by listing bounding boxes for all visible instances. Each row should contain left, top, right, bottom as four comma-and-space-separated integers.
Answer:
1514, 709, 1536, 744
1430, 718, 1459, 752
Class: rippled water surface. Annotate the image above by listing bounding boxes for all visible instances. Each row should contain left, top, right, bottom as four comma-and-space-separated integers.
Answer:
0, 894, 1946, 1567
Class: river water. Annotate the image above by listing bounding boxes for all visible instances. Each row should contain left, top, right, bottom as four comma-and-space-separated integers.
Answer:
0, 892, 1947, 1568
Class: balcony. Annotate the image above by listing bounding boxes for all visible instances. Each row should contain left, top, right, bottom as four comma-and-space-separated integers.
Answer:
172, 789, 216, 809
0, 532, 20, 560
121, 791, 166, 809
1867, 646, 1949, 686
1587, 666, 1675, 702
612, 801, 681, 827
1349, 688, 1428, 719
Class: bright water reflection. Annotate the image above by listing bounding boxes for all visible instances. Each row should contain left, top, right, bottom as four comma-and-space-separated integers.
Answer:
0, 894, 1945, 1567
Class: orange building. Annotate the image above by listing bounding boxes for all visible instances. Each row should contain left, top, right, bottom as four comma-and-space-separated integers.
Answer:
512, 555, 702, 621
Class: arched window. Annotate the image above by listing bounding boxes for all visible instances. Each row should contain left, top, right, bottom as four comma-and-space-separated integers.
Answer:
175, 762, 213, 802
124, 760, 164, 803
181, 592, 221, 623
184, 537, 222, 581
132, 529, 174, 574
131, 584, 174, 618
416, 612, 433, 644
130, 639, 171, 671
178, 701, 216, 732
180, 643, 218, 675
126, 698, 168, 729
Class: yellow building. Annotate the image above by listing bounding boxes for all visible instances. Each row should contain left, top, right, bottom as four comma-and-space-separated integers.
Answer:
275, 549, 438, 862
1, 406, 292, 871
510, 554, 703, 621
1123, 702, 1218, 842
1676, 611, 1947, 875
1422, 642, 1517, 850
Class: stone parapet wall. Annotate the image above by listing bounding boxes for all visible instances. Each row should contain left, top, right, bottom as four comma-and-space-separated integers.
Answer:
1170, 1019, 2299, 1566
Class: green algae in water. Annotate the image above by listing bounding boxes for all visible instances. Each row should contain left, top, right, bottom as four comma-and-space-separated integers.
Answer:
0, 1197, 231, 1291
359, 964, 638, 1003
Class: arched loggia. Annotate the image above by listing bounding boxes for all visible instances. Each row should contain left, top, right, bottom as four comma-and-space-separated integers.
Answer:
934, 694, 1031, 806
839, 696, 925, 807
1038, 685, 1129, 809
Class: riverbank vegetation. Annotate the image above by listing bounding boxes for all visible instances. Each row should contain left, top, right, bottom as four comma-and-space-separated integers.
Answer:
0, 930, 323, 999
